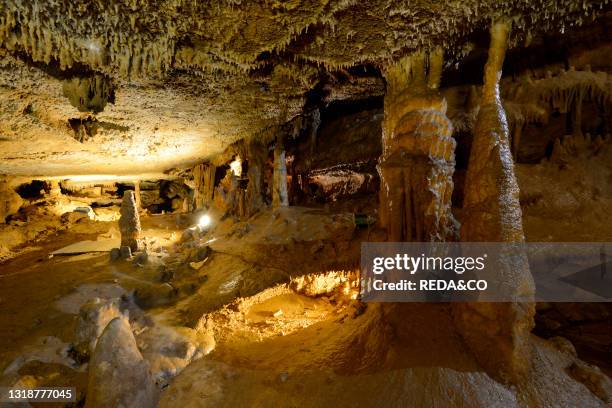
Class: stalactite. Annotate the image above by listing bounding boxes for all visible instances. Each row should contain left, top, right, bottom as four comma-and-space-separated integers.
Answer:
453, 20, 535, 384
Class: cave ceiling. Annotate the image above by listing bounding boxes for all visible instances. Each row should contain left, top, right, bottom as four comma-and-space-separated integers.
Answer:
0, 0, 608, 177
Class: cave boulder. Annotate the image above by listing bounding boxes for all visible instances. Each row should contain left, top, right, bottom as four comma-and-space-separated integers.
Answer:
85, 317, 157, 408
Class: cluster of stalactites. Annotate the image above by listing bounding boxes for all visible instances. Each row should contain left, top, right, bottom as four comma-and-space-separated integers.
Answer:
0, 4, 178, 79
382, 48, 449, 158
383, 48, 444, 100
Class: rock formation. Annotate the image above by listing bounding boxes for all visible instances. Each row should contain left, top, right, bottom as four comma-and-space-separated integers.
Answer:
378, 49, 458, 242
453, 21, 536, 383
119, 190, 141, 252
272, 138, 289, 208
192, 163, 215, 210
0, 176, 23, 223
85, 317, 157, 408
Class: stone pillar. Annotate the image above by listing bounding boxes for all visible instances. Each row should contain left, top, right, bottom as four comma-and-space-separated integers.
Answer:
272, 138, 289, 208
453, 20, 535, 383
193, 162, 215, 209
119, 190, 141, 252
378, 49, 458, 242
134, 181, 141, 209
245, 140, 266, 215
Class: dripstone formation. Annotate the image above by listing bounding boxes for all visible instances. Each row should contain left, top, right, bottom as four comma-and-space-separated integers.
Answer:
453, 21, 535, 383
379, 49, 458, 242
119, 190, 141, 253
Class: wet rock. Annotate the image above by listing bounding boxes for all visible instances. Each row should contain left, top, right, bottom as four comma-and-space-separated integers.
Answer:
567, 360, 612, 403
85, 317, 157, 408
110, 248, 121, 262
120, 245, 132, 259
134, 250, 149, 265
453, 21, 535, 383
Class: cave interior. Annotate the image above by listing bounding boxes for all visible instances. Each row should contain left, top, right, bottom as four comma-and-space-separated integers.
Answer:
0, 1, 611, 407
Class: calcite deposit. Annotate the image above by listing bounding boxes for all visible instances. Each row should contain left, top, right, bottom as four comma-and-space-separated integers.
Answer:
119, 190, 141, 252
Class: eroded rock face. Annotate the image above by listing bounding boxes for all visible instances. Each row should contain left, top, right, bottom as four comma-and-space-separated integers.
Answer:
0, 176, 23, 223
453, 21, 535, 383
119, 190, 141, 252
85, 317, 157, 408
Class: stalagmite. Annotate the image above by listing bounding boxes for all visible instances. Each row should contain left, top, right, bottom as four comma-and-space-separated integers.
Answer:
453, 21, 535, 383
378, 48, 458, 242
273, 137, 289, 207
119, 190, 142, 252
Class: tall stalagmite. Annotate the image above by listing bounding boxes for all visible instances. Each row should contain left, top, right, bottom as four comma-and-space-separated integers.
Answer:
453, 20, 535, 383
119, 190, 142, 252
379, 49, 458, 242
192, 163, 216, 210
272, 138, 289, 208
245, 139, 266, 216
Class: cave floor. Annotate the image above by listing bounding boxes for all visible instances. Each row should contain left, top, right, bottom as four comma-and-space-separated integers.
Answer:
0, 208, 608, 407
0, 215, 182, 373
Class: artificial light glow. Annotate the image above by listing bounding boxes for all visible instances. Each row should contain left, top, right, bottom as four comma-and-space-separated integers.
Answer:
198, 214, 212, 228
229, 156, 242, 177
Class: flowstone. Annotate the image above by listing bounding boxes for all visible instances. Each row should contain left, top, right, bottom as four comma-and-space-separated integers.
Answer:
378, 49, 458, 242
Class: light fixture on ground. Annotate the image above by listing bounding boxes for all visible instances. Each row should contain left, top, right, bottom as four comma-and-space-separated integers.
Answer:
198, 214, 211, 229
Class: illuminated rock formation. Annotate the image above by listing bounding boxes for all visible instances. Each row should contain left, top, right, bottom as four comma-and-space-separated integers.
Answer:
273, 138, 289, 208
192, 163, 215, 210
378, 49, 458, 242
453, 21, 536, 383
119, 190, 141, 252
85, 317, 157, 408
0, 176, 22, 223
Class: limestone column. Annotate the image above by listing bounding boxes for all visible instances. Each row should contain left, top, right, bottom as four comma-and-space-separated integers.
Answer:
119, 190, 141, 252
245, 140, 266, 215
134, 181, 141, 209
378, 48, 458, 242
193, 162, 215, 209
453, 20, 535, 383
272, 137, 289, 207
